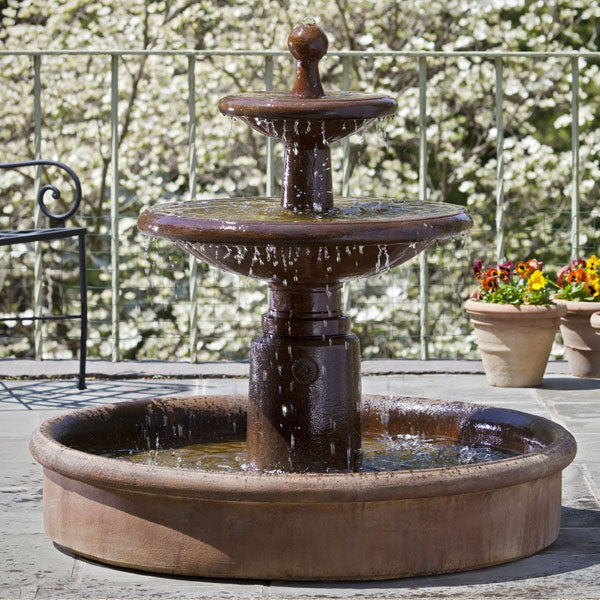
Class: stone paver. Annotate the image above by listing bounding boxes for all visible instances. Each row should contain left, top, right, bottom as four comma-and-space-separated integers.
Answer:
1, 368, 599, 599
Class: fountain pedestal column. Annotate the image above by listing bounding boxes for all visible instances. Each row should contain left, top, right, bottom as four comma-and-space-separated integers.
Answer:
281, 145, 333, 212
247, 283, 362, 472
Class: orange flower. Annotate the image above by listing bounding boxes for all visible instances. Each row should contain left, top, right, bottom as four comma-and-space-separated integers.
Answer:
526, 258, 543, 272
566, 268, 588, 284
482, 273, 499, 291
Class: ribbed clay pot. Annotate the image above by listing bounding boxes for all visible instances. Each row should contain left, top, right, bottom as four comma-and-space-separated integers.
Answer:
464, 299, 567, 387
592, 311, 600, 335
555, 300, 600, 378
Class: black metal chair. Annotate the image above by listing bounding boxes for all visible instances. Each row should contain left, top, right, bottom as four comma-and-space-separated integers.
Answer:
0, 160, 87, 389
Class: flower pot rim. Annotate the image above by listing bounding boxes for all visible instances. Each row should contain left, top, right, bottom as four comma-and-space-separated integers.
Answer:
554, 297, 600, 313
464, 298, 567, 317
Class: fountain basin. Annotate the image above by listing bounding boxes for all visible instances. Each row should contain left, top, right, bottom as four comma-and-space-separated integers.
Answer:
30, 394, 576, 580
138, 197, 471, 282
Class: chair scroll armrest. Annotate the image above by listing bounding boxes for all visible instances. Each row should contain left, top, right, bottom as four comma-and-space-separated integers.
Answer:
0, 160, 82, 226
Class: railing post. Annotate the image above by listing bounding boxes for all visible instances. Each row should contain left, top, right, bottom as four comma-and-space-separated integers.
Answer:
341, 56, 351, 196
495, 57, 505, 264
32, 55, 44, 360
110, 54, 121, 361
341, 56, 352, 313
188, 55, 199, 362
265, 55, 275, 196
418, 57, 429, 360
570, 56, 580, 261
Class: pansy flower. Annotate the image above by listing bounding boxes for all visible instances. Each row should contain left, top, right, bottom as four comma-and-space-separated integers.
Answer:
556, 264, 572, 288
527, 270, 547, 291
526, 258, 543, 272
472, 257, 553, 305
566, 268, 588, 284
497, 261, 512, 281
516, 261, 530, 278
586, 255, 599, 274
583, 279, 600, 297
482, 274, 499, 291
481, 268, 500, 291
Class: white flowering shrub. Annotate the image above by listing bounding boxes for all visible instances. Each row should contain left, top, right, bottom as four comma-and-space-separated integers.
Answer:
0, 0, 597, 361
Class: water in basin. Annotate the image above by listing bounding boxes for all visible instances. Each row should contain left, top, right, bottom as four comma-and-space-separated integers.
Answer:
144, 197, 465, 223
94, 432, 518, 473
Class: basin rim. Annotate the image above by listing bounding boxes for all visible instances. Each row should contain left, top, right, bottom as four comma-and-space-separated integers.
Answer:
30, 395, 576, 504
218, 91, 397, 120
137, 204, 473, 246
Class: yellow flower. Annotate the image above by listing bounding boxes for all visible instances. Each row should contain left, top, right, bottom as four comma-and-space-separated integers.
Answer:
516, 261, 530, 278
587, 254, 599, 274
528, 270, 546, 291
583, 279, 600, 297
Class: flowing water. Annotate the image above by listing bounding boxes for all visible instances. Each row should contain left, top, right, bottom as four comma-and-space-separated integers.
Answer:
98, 432, 518, 473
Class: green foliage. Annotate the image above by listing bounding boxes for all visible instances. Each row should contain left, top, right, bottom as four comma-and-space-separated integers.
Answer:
558, 281, 600, 301
0, 0, 599, 361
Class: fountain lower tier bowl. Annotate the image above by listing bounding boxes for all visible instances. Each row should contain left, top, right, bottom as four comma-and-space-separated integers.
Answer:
137, 197, 472, 282
30, 395, 575, 580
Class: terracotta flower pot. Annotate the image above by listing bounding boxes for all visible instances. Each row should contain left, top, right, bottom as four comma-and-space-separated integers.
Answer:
592, 311, 600, 334
464, 299, 567, 387
555, 300, 600, 378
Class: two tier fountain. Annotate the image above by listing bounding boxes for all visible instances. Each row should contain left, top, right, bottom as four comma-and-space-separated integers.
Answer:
31, 21, 575, 580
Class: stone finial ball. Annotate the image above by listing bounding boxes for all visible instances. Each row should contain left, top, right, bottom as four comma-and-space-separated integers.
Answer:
288, 21, 329, 62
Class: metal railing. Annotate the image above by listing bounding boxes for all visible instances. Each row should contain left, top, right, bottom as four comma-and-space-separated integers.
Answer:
0, 47, 592, 361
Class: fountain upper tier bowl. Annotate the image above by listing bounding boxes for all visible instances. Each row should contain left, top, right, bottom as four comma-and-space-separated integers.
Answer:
218, 92, 397, 145
218, 18, 395, 145
137, 197, 471, 283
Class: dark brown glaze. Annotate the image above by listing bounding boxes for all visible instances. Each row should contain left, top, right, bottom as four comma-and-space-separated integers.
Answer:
217, 20, 396, 212
248, 284, 361, 472
288, 21, 328, 98
282, 145, 333, 211
138, 203, 471, 247
137, 21, 471, 472
219, 93, 396, 122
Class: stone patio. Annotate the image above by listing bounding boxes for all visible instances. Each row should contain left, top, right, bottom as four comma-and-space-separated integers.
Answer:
1, 360, 599, 599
